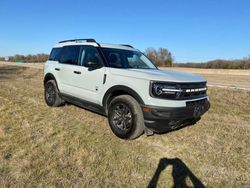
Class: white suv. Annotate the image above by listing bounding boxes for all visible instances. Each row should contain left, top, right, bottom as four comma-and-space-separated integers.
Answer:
44, 39, 210, 139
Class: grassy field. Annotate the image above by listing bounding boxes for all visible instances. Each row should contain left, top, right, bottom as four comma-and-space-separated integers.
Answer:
162, 67, 250, 76
162, 67, 250, 90
0, 65, 250, 187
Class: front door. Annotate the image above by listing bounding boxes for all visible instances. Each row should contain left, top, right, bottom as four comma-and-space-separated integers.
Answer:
74, 46, 106, 105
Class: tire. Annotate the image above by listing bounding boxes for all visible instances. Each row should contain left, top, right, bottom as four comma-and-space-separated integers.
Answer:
44, 80, 64, 107
108, 95, 144, 139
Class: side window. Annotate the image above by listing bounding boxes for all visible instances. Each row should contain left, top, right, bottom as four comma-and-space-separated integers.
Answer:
49, 48, 62, 61
102, 48, 126, 68
108, 53, 123, 68
79, 46, 103, 66
60, 46, 80, 65
127, 54, 145, 67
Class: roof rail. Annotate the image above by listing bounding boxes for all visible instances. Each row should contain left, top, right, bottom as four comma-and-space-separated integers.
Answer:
59, 39, 96, 43
120, 44, 134, 48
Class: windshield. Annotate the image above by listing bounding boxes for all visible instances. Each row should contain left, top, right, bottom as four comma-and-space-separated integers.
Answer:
102, 48, 157, 69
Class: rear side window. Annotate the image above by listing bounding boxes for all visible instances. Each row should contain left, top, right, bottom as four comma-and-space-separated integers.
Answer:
49, 48, 62, 61
60, 46, 80, 65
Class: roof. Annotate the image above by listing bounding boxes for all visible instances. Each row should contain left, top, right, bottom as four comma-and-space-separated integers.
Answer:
53, 39, 138, 51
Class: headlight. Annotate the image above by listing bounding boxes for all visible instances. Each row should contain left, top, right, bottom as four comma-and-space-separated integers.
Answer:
150, 81, 207, 100
151, 82, 182, 99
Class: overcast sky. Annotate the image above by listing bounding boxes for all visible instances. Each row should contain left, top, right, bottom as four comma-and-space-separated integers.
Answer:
0, 0, 250, 62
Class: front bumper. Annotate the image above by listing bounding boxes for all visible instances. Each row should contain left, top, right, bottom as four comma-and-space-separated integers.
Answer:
142, 98, 210, 133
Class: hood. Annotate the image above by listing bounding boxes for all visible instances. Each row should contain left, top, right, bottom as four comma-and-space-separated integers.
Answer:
110, 68, 207, 83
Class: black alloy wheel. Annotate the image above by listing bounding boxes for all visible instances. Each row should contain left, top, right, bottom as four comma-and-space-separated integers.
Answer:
44, 80, 64, 107
108, 95, 144, 139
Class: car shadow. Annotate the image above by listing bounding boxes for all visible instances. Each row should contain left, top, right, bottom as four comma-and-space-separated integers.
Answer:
148, 158, 205, 188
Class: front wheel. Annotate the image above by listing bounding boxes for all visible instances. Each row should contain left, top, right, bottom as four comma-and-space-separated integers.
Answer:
44, 80, 64, 107
108, 95, 144, 139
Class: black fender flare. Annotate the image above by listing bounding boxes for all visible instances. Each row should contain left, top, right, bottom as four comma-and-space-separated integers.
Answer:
102, 85, 145, 111
44, 73, 63, 97
43, 73, 60, 91
44, 73, 56, 85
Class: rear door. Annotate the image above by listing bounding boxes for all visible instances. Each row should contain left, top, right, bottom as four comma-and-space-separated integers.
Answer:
57, 45, 81, 96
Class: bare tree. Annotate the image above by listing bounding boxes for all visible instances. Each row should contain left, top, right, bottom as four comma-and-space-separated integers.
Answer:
145, 47, 173, 67
157, 48, 173, 67
145, 48, 158, 65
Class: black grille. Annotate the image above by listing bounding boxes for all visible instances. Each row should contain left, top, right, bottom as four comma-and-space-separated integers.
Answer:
179, 82, 207, 99
186, 98, 208, 107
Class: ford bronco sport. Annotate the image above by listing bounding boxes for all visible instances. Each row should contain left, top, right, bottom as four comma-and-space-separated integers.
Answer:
44, 39, 210, 139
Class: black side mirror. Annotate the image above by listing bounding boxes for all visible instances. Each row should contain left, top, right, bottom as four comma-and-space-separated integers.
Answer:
85, 61, 101, 69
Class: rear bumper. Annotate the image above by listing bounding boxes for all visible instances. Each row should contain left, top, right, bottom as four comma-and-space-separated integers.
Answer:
142, 99, 210, 133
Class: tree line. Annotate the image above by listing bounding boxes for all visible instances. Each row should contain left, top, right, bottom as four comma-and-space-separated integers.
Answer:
0, 54, 49, 63
175, 57, 250, 69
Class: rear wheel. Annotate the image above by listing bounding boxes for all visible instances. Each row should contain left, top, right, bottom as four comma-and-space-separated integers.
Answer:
108, 95, 144, 139
44, 80, 64, 107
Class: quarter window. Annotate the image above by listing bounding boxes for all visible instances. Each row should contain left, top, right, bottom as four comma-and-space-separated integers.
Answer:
49, 48, 62, 61
60, 46, 80, 65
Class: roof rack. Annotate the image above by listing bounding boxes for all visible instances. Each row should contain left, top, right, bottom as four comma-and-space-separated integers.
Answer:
59, 39, 96, 43
120, 44, 134, 48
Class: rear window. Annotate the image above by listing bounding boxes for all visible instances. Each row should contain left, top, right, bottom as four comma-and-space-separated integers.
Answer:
49, 48, 62, 61
60, 46, 80, 65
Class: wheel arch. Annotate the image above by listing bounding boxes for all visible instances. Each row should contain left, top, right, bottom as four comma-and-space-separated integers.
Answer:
44, 73, 56, 85
44, 73, 61, 91
102, 85, 145, 114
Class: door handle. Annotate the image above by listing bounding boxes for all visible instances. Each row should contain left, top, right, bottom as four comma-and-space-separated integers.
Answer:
55, 68, 60, 71
73, 71, 81, 74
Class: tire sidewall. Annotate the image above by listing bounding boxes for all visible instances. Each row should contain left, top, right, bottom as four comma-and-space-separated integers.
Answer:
44, 80, 58, 106
108, 96, 143, 139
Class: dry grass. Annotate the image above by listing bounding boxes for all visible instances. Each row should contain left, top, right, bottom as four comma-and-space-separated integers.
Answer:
162, 67, 250, 76
0, 61, 43, 70
161, 67, 250, 90
0, 65, 249, 187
